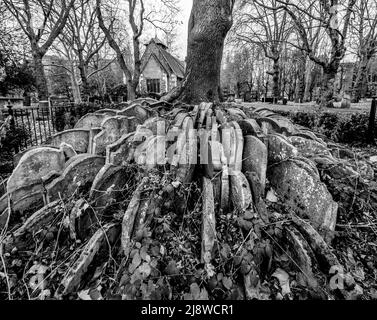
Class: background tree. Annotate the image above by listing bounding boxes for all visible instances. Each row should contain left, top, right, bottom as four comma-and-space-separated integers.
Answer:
165, 0, 236, 104
231, 0, 292, 103
97, 0, 180, 100
3, 0, 75, 100
57, 0, 107, 101
349, 0, 377, 102
272, 0, 356, 107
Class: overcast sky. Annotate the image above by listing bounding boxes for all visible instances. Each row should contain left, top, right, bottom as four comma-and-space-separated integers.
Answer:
175, 0, 192, 59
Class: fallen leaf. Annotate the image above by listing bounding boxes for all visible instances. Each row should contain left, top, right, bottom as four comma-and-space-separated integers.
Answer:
266, 189, 278, 203
272, 268, 291, 296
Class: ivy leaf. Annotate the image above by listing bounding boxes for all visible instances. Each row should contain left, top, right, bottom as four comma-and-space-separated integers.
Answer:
151, 246, 160, 257
222, 277, 233, 290
129, 252, 142, 273
190, 283, 201, 300
138, 262, 152, 278
220, 244, 231, 259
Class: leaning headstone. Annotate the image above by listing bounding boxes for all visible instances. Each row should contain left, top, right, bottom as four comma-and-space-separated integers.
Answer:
74, 113, 109, 129
230, 171, 253, 212
288, 136, 333, 158
201, 177, 216, 263
50, 129, 91, 153
90, 164, 130, 213
242, 135, 267, 194
267, 134, 298, 164
238, 119, 263, 137
106, 133, 135, 166
7, 147, 66, 194
268, 158, 338, 240
46, 155, 105, 202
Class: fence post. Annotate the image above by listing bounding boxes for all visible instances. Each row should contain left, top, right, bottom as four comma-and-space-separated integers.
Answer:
7, 104, 19, 153
368, 97, 377, 145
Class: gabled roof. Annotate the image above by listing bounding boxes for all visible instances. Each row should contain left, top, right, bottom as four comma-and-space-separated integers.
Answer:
141, 38, 185, 79
159, 49, 185, 79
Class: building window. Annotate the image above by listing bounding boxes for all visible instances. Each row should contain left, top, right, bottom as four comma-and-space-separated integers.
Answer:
147, 79, 160, 93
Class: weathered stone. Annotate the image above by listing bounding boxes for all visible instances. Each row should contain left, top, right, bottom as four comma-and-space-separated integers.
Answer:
143, 117, 168, 136
258, 110, 276, 118
201, 177, 216, 263
106, 133, 135, 166
60, 222, 120, 296
144, 136, 168, 170
215, 109, 226, 125
176, 126, 197, 184
294, 130, 326, 145
92, 116, 130, 155
69, 198, 96, 240
284, 226, 320, 293
50, 129, 90, 153
0, 182, 45, 216
231, 121, 244, 173
267, 134, 298, 164
121, 177, 148, 256
227, 107, 247, 119
7, 147, 66, 194
134, 135, 155, 167
46, 155, 105, 202
205, 108, 213, 131
197, 102, 212, 129
13, 145, 59, 167
90, 164, 131, 212
257, 117, 284, 135
290, 156, 320, 178
238, 119, 263, 137
268, 159, 338, 237
253, 107, 273, 114
220, 165, 230, 212
230, 171, 253, 212
95, 109, 118, 116
244, 172, 269, 223
242, 135, 267, 194
291, 213, 340, 270
288, 136, 332, 158
221, 123, 235, 165
74, 113, 109, 129
117, 104, 154, 123
272, 117, 296, 134
7, 200, 63, 244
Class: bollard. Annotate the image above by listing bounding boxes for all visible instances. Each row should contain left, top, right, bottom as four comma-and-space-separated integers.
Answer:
368, 97, 377, 145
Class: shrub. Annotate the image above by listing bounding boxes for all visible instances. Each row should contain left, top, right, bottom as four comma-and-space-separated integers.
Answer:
275, 110, 377, 144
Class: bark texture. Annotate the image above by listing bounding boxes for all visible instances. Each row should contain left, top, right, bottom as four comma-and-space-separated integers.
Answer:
178, 0, 234, 104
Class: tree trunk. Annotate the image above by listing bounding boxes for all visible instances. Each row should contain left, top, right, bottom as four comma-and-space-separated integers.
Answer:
295, 54, 306, 103
127, 81, 136, 101
32, 51, 49, 101
268, 57, 280, 104
303, 59, 313, 102
77, 53, 90, 100
178, 0, 233, 104
319, 65, 338, 108
353, 57, 369, 103
69, 62, 82, 104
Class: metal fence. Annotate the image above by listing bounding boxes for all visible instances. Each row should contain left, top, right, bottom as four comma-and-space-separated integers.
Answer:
0, 102, 104, 154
